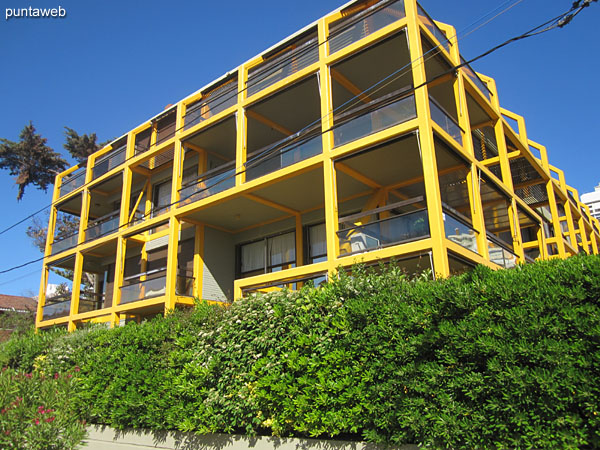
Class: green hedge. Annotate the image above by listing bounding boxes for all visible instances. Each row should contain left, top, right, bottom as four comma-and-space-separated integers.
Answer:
1, 255, 599, 448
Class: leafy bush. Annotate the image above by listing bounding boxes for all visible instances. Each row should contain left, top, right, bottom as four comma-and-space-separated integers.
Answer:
0, 368, 86, 450
1, 255, 599, 449
0, 326, 67, 372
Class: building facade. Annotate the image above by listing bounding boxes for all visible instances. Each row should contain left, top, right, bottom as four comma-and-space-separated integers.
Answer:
36, 0, 600, 330
581, 184, 600, 221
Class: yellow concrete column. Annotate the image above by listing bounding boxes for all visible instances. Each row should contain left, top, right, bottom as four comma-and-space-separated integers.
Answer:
405, 0, 449, 276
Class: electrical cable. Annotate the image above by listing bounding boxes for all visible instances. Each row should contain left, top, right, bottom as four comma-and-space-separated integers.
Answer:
0, 0, 523, 239
0, 0, 590, 274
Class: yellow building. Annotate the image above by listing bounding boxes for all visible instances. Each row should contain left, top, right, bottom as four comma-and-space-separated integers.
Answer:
36, 0, 600, 330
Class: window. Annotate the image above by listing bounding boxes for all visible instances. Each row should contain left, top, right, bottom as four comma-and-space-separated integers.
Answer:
305, 223, 327, 264
152, 180, 171, 216
238, 231, 296, 278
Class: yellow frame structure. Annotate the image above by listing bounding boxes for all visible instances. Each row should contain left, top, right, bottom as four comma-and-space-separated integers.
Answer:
36, 0, 600, 330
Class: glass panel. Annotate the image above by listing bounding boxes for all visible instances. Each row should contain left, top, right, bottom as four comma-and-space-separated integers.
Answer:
487, 237, 517, 269
248, 36, 319, 97
52, 233, 78, 255
85, 213, 120, 241
333, 94, 416, 147
78, 292, 103, 312
417, 4, 450, 53
120, 274, 167, 304
184, 80, 237, 130
179, 165, 236, 205
60, 168, 86, 196
92, 146, 126, 180
329, 0, 406, 54
430, 97, 462, 145
338, 209, 429, 255
246, 134, 322, 181
176, 275, 194, 297
444, 212, 478, 254
42, 298, 71, 320
461, 57, 491, 101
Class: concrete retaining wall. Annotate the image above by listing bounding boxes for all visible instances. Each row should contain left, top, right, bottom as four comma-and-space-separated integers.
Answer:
81, 425, 418, 450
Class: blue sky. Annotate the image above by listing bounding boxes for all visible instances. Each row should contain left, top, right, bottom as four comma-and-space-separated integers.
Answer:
0, 0, 598, 296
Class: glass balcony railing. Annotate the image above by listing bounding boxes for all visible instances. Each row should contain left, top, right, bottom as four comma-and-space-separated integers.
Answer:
443, 209, 478, 254
60, 167, 86, 197
246, 132, 322, 182
85, 212, 120, 242
417, 4, 450, 53
338, 208, 429, 256
487, 234, 517, 269
248, 37, 319, 97
460, 57, 492, 101
333, 91, 416, 147
78, 292, 104, 313
179, 163, 236, 206
329, 0, 406, 55
42, 296, 71, 320
120, 268, 194, 304
184, 81, 237, 131
51, 233, 78, 255
92, 145, 126, 180
429, 97, 463, 145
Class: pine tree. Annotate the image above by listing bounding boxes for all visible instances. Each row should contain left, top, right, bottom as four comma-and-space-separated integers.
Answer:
0, 122, 67, 200
63, 127, 111, 163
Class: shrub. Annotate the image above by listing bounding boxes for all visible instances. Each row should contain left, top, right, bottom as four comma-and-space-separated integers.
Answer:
1, 255, 599, 449
0, 368, 86, 450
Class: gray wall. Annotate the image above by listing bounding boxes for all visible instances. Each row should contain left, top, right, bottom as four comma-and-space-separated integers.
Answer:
202, 226, 235, 302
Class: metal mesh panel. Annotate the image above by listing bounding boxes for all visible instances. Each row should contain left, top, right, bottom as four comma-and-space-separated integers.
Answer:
515, 182, 548, 206
140, 147, 174, 171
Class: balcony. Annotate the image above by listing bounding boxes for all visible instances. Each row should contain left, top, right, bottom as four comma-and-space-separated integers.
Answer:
120, 268, 194, 304
461, 57, 492, 101
184, 79, 237, 131
487, 234, 517, 269
329, 0, 406, 55
443, 208, 478, 254
60, 167, 86, 197
247, 34, 319, 97
338, 200, 429, 256
42, 295, 71, 320
179, 162, 236, 206
333, 89, 416, 147
429, 96, 463, 145
85, 211, 120, 242
51, 233, 78, 255
92, 145, 126, 180
246, 130, 322, 182
417, 4, 450, 54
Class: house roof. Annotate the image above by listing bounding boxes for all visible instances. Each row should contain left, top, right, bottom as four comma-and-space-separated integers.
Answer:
0, 294, 37, 313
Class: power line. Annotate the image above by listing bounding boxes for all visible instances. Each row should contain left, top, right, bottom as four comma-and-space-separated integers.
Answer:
0, 0, 523, 238
0, 0, 590, 275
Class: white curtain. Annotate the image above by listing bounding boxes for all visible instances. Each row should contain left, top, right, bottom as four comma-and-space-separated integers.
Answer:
309, 223, 326, 258
268, 232, 295, 267
241, 240, 265, 273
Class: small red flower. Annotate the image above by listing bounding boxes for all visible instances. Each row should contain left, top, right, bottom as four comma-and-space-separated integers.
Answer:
45, 416, 55, 423
25, 373, 32, 379
4, 430, 9, 436
67, 374, 72, 378
34, 419, 40, 425
54, 373, 59, 379
38, 406, 45, 413
1, 409, 6, 414
74, 366, 81, 372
